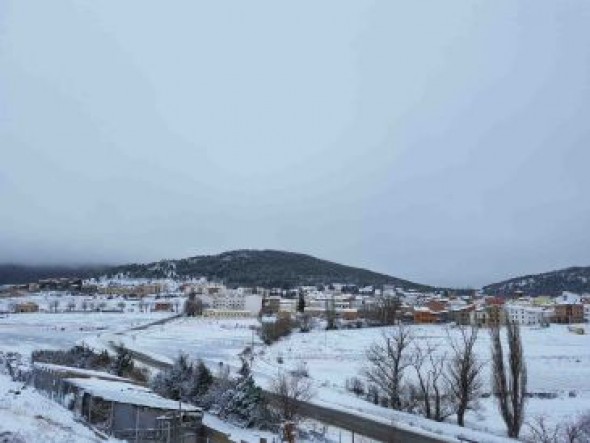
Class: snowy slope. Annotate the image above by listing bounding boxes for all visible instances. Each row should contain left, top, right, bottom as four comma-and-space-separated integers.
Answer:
0, 373, 121, 443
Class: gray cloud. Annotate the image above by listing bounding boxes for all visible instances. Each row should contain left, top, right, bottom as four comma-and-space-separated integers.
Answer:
1, 0, 589, 287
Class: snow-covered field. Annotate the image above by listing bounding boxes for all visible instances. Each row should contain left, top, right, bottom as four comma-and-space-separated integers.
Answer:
261, 324, 590, 438
106, 317, 262, 367
0, 311, 173, 355
263, 324, 590, 394
102, 318, 590, 440
1, 310, 588, 442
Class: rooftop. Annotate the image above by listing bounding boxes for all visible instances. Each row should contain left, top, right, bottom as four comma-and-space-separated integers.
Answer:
66, 377, 201, 411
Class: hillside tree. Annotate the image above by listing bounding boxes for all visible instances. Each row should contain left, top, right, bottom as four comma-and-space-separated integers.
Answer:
445, 326, 485, 427
491, 319, 527, 438
270, 370, 314, 422
364, 324, 413, 409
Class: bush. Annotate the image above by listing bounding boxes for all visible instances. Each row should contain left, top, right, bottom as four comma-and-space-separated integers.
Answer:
31, 344, 147, 382
259, 316, 293, 345
345, 377, 365, 396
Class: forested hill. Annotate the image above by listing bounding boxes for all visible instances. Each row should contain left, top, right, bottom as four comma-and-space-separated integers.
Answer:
105, 249, 435, 290
0, 264, 108, 285
483, 266, 590, 297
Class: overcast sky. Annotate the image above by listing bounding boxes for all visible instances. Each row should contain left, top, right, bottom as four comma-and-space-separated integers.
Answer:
1, 1, 589, 288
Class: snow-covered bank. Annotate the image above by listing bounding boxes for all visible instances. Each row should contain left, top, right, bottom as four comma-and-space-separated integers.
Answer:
0, 372, 121, 443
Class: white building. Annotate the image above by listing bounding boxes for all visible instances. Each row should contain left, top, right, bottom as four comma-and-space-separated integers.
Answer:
504, 304, 549, 326
556, 292, 582, 305
205, 291, 262, 317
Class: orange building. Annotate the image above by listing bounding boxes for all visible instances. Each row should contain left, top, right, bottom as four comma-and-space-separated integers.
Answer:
414, 307, 440, 324
553, 304, 584, 324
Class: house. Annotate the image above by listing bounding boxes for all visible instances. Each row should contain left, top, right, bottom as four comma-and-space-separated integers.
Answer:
339, 308, 359, 321
471, 305, 504, 327
485, 296, 506, 307
531, 296, 553, 307
413, 307, 440, 324
208, 292, 262, 316
504, 304, 550, 326
279, 298, 297, 313
449, 304, 475, 325
556, 292, 582, 305
15, 301, 39, 313
153, 301, 173, 312
38, 278, 82, 291
424, 299, 446, 312
32, 363, 203, 442
553, 303, 584, 324
68, 377, 203, 442
262, 295, 281, 315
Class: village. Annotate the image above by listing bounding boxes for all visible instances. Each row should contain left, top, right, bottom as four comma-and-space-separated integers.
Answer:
0, 276, 588, 442
1, 277, 588, 330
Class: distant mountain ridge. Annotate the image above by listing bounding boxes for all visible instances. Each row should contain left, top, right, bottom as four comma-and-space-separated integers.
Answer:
483, 266, 590, 297
0, 264, 108, 286
105, 249, 434, 290
0, 250, 434, 290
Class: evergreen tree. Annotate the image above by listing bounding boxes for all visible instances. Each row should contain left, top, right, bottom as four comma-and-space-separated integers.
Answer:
223, 374, 268, 426
110, 344, 134, 377
150, 353, 194, 401
192, 360, 214, 398
297, 291, 305, 313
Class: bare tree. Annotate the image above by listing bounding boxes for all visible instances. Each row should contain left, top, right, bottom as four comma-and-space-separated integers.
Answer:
569, 412, 590, 442
364, 324, 413, 409
66, 300, 76, 312
576, 411, 590, 442
345, 377, 365, 396
360, 296, 401, 326
49, 299, 60, 313
563, 419, 588, 443
525, 415, 562, 443
270, 370, 314, 422
429, 349, 453, 422
411, 342, 454, 421
445, 326, 485, 427
81, 300, 88, 311
490, 319, 527, 438
117, 301, 126, 312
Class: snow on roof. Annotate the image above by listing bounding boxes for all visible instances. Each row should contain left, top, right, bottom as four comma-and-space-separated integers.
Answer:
33, 363, 130, 382
414, 307, 433, 313
66, 377, 200, 411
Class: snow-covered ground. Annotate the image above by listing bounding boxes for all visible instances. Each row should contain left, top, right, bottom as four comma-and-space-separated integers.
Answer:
104, 316, 262, 367
100, 318, 590, 441
0, 372, 120, 443
0, 311, 174, 355
263, 324, 590, 394
261, 324, 590, 436
2, 310, 588, 442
